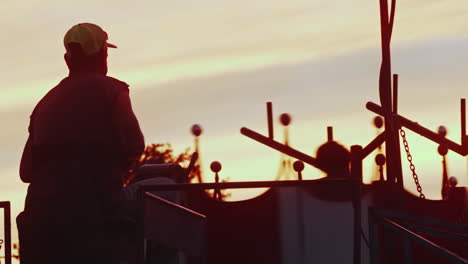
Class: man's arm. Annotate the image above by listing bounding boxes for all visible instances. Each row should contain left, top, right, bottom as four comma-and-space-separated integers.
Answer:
19, 135, 33, 183
113, 89, 145, 169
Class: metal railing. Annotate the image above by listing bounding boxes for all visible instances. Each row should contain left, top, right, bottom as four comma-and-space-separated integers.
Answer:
137, 178, 363, 264
138, 192, 207, 264
368, 207, 467, 264
0, 202, 11, 264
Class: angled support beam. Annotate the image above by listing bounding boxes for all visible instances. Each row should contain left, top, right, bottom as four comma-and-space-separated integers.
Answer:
241, 127, 326, 171
367, 102, 467, 156
362, 132, 386, 159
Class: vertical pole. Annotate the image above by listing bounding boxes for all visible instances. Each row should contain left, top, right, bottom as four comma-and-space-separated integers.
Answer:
214, 172, 221, 201
351, 145, 363, 264
136, 190, 145, 264
194, 137, 203, 183
441, 157, 448, 200
4, 202, 11, 264
392, 74, 398, 114
296, 188, 305, 264
351, 145, 363, 181
378, 0, 392, 112
403, 237, 412, 264
392, 74, 403, 187
461, 98, 466, 147
462, 98, 467, 182
379, 0, 403, 186
368, 208, 380, 264
327, 126, 334, 142
267, 102, 274, 140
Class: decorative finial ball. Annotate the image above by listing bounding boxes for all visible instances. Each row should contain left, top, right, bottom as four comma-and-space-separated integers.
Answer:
279, 113, 292, 126
191, 124, 203, 137
438, 126, 447, 137
373, 116, 384, 129
375, 154, 386, 166
293, 160, 304, 172
448, 176, 458, 187
210, 161, 222, 173
438, 145, 448, 156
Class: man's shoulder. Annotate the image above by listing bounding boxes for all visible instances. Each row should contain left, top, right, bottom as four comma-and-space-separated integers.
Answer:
85, 74, 129, 92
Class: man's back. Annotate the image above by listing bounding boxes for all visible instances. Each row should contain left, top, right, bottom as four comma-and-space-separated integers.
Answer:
18, 22, 145, 264
27, 74, 131, 210
32, 74, 124, 145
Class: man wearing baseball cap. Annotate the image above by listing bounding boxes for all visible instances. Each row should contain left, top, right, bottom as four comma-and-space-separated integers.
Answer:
18, 23, 145, 263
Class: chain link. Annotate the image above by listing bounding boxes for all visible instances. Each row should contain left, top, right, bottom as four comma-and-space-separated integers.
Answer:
400, 128, 425, 199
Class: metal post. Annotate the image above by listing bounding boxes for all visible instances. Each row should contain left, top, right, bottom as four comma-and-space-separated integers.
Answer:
194, 137, 203, 183
351, 145, 363, 180
461, 98, 466, 146
379, 0, 403, 187
136, 190, 145, 264
351, 145, 363, 264
267, 102, 274, 140
296, 188, 305, 264
368, 208, 380, 264
403, 237, 412, 264
392, 74, 403, 188
392, 74, 398, 114
0, 202, 11, 264
5, 203, 11, 264
327, 126, 333, 142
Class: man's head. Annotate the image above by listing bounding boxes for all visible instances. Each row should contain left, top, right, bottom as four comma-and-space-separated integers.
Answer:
63, 23, 117, 75
316, 141, 350, 177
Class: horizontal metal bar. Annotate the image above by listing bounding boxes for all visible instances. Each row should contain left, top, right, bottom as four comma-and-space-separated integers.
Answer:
140, 178, 360, 192
380, 217, 467, 264
366, 102, 467, 156
241, 127, 325, 171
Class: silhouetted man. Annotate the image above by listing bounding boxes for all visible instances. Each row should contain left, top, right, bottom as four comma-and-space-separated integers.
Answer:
18, 23, 144, 264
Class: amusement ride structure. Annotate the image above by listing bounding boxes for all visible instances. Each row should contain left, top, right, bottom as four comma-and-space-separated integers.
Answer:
133, 0, 468, 262
1, 0, 467, 263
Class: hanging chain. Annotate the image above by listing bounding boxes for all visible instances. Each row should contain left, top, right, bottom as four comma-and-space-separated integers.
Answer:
400, 128, 425, 199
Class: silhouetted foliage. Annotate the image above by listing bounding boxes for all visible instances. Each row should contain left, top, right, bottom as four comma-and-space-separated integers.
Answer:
123, 143, 198, 186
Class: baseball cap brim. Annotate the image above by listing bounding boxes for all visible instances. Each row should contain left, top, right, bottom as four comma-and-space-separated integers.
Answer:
107, 42, 117, 49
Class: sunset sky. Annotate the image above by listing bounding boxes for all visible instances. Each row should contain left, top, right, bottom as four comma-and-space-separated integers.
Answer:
1, 0, 467, 246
